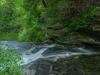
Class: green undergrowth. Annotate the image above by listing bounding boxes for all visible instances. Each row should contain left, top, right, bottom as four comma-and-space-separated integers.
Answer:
0, 46, 23, 75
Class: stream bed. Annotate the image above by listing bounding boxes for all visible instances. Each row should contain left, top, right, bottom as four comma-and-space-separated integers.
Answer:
0, 41, 100, 75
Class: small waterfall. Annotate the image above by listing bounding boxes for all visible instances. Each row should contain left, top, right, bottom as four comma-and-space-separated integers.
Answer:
20, 45, 54, 65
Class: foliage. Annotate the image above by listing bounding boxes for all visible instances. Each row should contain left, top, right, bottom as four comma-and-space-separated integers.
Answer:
41, 0, 100, 30
85, 6, 100, 17
19, 16, 46, 42
67, 18, 88, 30
0, 0, 25, 33
0, 47, 22, 75
0, 0, 100, 41
65, 5, 100, 30
41, 0, 69, 25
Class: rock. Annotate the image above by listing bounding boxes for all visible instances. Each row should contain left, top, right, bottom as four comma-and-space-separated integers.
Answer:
24, 69, 36, 75
47, 23, 65, 30
81, 40, 100, 49
52, 55, 100, 75
35, 60, 52, 75
76, 25, 100, 49
92, 26, 100, 31
23, 59, 53, 75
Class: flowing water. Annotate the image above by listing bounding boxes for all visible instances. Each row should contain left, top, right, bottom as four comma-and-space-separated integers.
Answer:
0, 41, 99, 75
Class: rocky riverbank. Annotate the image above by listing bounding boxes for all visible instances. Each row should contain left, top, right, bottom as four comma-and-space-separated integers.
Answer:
47, 24, 100, 50
24, 54, 100, 75
52, 54, 100, 75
